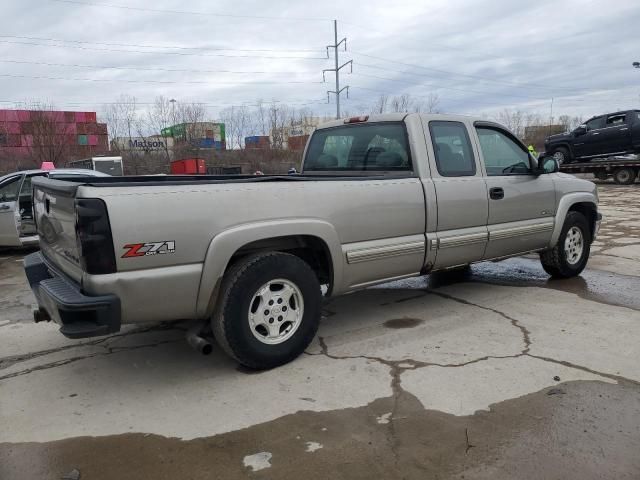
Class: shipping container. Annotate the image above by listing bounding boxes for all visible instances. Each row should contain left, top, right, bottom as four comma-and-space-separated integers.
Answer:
171, 158, 206, 174
78, 134, 88, 146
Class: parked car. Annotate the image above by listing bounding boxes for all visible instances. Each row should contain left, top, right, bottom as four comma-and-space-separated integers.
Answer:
0, 168, 109, 247
25, 114, 601, 369
545, 110, 640, 163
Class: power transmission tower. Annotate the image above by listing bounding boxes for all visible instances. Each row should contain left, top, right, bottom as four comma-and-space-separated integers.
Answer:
323, 20, 352, 119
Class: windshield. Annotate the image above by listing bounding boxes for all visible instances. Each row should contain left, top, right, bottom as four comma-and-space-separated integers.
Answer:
304, 122, 412, 172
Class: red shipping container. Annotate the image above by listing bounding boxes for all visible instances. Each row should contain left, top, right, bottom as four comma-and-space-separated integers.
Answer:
19, 122, 33, 134
0, 110, 6, 121
96, 123, 108, 134
21, 135, 33, 147
6, 122, 20, 134
77, 123, 87, 134
171, 158, 206, 175
85, 112, 97, 122
5, 110, 19, 122
88, 135, 98, 146
98, 135, 108, 147
75, 112, 86, 122
65, 111, 75, 122
7, 134, 21, 147
17, 110, 31, 122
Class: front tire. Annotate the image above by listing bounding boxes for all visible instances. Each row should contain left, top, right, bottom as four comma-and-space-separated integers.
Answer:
540, 211, 591, 278
552, 146, 572, 164
212, 252, 321, 369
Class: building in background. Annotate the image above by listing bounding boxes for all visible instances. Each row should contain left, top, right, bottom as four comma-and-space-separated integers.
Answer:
0, 109, 108, 165
161, 122, 226, 150
524, 124, 566, 150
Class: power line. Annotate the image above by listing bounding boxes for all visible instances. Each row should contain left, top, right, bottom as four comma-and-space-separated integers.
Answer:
350, 51, 583, 92
0, 59, 316, 77
49, 0, 332, 22
0, 34, 325, 54
0, 40, 329, 60
351, 72, 546, 100
0, 73, 323, 85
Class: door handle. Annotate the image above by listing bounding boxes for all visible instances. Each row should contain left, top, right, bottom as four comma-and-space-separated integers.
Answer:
620, 128, 629, 131
489, 187, 504, 200
592, 132, 600, 135
0, 205, 11, 211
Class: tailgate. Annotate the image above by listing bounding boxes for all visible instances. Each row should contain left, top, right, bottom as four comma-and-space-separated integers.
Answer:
32, 177, 83, 282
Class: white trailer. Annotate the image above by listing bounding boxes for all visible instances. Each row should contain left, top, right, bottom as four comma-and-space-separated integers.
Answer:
68, 156, 123, 176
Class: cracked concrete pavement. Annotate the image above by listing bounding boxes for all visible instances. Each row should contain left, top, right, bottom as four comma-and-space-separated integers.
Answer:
1, 182, 640, 479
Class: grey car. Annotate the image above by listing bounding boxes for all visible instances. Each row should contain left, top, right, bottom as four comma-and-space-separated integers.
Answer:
0, 168, 109, 247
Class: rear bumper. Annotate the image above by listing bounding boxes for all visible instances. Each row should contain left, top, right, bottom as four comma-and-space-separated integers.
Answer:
24, 252, 121, 339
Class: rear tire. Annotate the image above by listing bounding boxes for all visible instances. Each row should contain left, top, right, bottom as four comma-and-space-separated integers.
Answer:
552, 146, 571, 164
540, 211, 591, 278
613, 167, 636, 185
212, 252, 321, 370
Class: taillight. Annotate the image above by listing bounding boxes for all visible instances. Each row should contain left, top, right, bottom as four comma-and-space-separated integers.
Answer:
344, 115, 369, 124
75, 198, 117, 274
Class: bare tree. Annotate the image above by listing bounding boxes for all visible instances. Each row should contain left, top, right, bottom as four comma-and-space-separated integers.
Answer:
268, 103, 291, 150
424, 93, 441, 113
28, 102, 71, 166
371, 94, 389, 114
147, 96, 175, 163
497, 109, 526, 138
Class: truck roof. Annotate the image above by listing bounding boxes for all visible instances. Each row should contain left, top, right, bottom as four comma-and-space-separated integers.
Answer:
316, 112, 477, 130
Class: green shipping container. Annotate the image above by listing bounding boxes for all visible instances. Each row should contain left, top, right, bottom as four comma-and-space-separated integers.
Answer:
78, 134, 88, 145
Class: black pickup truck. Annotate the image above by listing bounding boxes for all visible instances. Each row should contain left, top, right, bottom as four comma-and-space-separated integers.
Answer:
545, 110, 640, 164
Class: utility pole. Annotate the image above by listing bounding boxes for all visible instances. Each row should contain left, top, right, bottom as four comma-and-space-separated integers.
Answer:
323, 20, 352, 119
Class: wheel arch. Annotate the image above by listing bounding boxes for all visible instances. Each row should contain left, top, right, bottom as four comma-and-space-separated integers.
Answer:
196, 219, 343, 318
550, 194, 598, 247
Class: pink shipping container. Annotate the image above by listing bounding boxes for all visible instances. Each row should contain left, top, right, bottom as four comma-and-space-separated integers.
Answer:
17, 110, 31, 122
5, 110, 19, 122
88, 135, 98, 146
5, 122, 20, 134
22, 135, 33, 147
75, 112, 86, 122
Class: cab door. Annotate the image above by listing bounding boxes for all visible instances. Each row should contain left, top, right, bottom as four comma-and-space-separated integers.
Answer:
426, 120, 489, 268
474, 124, 556, 259
0, 174, 23, 247
599, 113, 632, 155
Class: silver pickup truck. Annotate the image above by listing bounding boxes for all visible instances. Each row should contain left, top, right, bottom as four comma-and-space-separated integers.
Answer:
25, 113, 601, 369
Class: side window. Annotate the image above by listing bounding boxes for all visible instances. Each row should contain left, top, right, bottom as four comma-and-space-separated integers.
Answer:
606, 114, 626, 126
0, 177, 21, 203
586, 117, 605, 131
476, 127, 532, 176
429, 121, 476, 177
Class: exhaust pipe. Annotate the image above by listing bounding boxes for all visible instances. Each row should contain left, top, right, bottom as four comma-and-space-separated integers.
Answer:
186, 325, 213, 355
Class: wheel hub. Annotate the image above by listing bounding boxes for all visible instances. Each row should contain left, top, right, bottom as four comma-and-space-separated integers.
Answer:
564, 226, 584, 265
248, 279, 304, 345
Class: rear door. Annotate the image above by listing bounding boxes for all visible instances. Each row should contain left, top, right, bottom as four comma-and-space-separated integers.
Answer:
599, 113, 632, 155
0, 174, 23, 246
474, 124, 556, 259
426, 120, 489, 268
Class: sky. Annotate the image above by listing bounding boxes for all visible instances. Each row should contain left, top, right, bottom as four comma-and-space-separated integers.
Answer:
0, 0, 639, 125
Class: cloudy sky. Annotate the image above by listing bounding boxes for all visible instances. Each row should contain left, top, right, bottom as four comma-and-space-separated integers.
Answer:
1, 0, 639, 124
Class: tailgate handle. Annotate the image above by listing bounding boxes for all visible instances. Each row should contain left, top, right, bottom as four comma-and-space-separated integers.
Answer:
45, 199, 50, 214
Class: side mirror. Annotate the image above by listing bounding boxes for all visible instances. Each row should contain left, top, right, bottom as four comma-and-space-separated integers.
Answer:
574, 125, 587, 136
536, 154, 559, 174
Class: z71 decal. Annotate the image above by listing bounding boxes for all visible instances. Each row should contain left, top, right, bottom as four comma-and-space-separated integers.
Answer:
122, 241, 176, 258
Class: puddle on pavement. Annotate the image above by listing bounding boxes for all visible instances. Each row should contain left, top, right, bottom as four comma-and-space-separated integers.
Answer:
406, 258, 640, 311
2, 380, 639, 480
383, 318, 424, 329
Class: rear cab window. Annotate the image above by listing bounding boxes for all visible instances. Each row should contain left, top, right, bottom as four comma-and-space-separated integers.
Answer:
429, 121, 476, 177
303, 122, 412, 173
